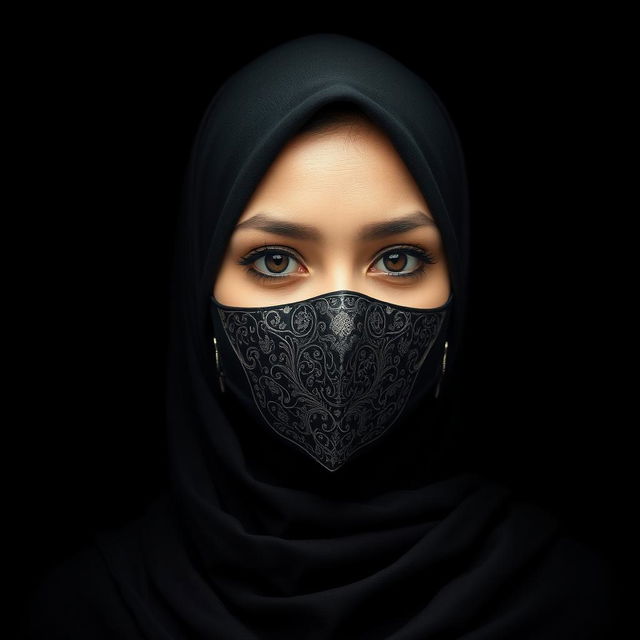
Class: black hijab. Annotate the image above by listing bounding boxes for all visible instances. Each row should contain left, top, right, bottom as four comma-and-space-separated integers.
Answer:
27, 33, 619, 638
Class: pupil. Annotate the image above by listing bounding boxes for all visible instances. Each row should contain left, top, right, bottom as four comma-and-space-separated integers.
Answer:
266, 254, 288, 273
383, 252, 407, 272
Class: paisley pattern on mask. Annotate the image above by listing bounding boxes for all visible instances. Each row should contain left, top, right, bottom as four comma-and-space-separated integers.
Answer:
215, 292, 448, 471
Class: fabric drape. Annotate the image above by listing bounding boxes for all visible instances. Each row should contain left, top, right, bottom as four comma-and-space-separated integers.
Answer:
26, 33, 619, 639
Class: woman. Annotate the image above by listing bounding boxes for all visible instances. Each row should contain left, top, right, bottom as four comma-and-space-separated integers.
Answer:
26, 33, 619, 638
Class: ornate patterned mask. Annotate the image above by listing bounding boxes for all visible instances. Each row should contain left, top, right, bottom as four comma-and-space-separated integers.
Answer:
210, 290, 452, 472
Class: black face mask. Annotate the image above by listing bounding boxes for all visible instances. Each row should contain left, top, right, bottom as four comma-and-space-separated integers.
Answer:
210, 289, 452, 472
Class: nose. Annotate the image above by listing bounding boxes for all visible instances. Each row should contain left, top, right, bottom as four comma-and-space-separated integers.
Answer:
313, 259, 363, 295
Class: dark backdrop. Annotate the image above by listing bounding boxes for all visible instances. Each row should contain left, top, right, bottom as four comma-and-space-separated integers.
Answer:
16, 14, 628, 632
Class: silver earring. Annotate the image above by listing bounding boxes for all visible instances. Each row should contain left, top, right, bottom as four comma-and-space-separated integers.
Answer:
434, 340, 448, 399
213, 336, 226, 393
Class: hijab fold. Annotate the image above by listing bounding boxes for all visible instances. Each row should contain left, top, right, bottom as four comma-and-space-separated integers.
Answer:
90, 33, 618, 638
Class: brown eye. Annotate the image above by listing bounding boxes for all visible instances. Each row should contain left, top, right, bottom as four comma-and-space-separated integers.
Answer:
372, 248, 427, 277
248, 250, 301, 277
264, 253, 289, 273
382, 252, 407, 272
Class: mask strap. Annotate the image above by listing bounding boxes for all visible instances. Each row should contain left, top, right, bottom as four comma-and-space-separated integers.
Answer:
434, 340, 448, 399
212, 336, 226, 393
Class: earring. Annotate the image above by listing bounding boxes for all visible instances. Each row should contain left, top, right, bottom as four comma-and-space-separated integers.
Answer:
212, 336, 226, 393
434, 340, 448, 399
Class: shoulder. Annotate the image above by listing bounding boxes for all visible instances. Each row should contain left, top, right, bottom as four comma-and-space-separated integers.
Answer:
24, 541, 143, 639
534, 529, 622, 636
468, 489, 622, 638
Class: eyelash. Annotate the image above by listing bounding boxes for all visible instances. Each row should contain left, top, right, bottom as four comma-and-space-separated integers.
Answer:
237, 244, 437, 281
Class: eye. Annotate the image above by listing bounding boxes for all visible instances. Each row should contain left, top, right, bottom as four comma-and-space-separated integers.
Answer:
371, 246, 436, 277
254, 251, 300, 276
238, 244, 436, 282
238, 247, 304, 279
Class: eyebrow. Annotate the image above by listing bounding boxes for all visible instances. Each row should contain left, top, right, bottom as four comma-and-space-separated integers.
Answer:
233, 210, 436, 241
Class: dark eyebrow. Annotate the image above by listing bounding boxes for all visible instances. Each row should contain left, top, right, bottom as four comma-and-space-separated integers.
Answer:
359, 211, 436, 240
233, 210, 435, 241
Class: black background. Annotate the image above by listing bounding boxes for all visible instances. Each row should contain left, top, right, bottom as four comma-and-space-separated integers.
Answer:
15, 12, 630, 633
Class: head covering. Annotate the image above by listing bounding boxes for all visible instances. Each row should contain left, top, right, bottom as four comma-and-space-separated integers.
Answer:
90, 33, 619, 638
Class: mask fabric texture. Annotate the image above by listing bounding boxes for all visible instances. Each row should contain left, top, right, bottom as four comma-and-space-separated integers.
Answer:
211, 289, 452, 472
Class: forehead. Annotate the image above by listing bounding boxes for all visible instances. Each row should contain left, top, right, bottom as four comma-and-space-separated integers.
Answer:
234, 122, 429, 227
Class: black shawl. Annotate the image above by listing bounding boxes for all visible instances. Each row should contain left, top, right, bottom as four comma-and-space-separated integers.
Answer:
26, 33, 619, 639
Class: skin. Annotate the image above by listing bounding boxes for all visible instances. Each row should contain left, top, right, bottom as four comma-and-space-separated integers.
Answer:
213, 118, 450, 309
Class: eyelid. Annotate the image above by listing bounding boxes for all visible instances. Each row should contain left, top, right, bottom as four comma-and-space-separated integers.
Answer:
238, 245, 305, 265
238, 244, 437, 270
370, 243, 433, 262
239, 244, 433, 265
